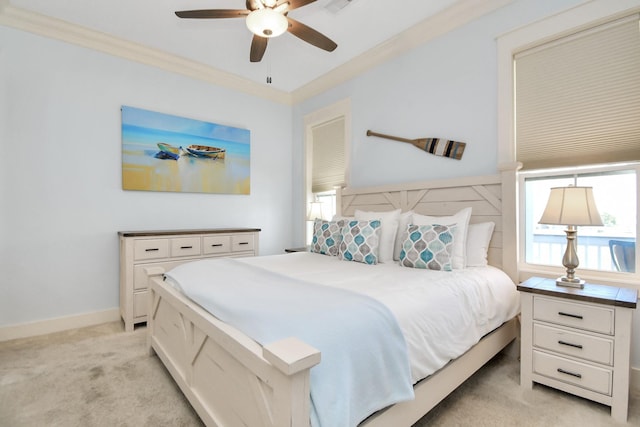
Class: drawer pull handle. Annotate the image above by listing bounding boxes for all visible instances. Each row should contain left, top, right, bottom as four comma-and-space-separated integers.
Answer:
557, 368, 582, 379
558, 312, 583, 320
180, 246, 193, 249
211, 244, 223, 247
238, 242, 249, 245
558, 340, 583, 349
145, 248, 159, 252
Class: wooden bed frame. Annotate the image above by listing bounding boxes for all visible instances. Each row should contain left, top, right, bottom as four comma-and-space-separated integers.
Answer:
147, 170, 520, 427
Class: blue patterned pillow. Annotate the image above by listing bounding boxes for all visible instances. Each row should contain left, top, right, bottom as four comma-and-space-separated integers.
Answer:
399, 224, 456, 270
311, 219, 344, 256
339, 220, 381, 265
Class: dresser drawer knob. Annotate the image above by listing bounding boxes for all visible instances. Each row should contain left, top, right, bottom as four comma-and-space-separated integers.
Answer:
558, 311, 583, 320
145, 248, 159, 252
557, 368, 582, 379
238, 242, 249, 245
558, 340, 583, 349
211, 244, 223, 247
180, 246, 193, 249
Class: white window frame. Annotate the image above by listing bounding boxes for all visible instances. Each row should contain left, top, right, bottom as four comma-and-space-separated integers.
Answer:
496, 0, 640, 286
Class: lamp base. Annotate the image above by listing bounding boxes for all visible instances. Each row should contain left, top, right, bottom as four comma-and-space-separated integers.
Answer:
556, 276, 585, 289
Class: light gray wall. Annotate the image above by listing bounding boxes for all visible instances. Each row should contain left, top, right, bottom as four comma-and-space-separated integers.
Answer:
0, 26, 293, 326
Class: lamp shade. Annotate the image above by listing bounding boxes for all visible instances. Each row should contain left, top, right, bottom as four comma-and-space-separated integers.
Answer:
246, 9, 288, 38
307, 201, 325, 221
539, 186, 603, 226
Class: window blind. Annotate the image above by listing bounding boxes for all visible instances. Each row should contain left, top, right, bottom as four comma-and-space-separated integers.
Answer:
312, 117, 345, 193
515, 14, 640, 170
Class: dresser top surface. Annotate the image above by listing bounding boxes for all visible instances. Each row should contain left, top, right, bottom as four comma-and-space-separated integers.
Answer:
517, 276, 637, 309
118, 228, 261, 237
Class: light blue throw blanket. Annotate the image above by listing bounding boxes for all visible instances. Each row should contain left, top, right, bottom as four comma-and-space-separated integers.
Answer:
165, 258, 414, 427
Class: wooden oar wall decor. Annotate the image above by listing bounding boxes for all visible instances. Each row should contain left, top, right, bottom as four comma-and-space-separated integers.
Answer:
366, 130, 466, 160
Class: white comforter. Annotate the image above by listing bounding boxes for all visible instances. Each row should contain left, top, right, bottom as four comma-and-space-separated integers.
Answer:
165, 252, 520, 426
242, 252, 520, 383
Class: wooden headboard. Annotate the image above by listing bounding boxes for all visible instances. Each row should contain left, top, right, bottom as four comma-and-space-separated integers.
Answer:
337, 173, 516, 279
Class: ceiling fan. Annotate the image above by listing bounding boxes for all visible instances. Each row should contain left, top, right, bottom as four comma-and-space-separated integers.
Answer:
175, 0, 338, 63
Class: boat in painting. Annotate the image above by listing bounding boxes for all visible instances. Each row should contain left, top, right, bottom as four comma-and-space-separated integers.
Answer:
156, 142, 181, 160
184, 144, 226, 159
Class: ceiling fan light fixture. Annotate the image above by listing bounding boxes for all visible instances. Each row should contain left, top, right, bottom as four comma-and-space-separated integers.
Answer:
246, 9, 288, 38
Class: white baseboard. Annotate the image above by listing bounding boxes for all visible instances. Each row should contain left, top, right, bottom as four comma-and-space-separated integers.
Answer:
0, 308, 121, 342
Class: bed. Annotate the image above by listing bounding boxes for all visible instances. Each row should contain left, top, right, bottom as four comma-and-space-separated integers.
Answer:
146, 170, 521, 427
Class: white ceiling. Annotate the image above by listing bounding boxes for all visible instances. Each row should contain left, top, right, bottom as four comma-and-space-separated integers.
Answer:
3, 0, 507, 96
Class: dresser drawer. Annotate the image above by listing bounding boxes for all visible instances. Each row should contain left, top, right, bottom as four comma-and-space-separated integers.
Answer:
203, 235, 231, 254
231, 234, 255, 252
533, 323, 613, 365
533, 350, 612, 396
170, 237, 201, 257
533, 296, 614, 335
134, 239, 170, 261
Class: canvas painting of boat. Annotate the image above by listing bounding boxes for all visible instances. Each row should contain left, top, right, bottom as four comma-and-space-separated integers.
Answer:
121, 106, 250, 194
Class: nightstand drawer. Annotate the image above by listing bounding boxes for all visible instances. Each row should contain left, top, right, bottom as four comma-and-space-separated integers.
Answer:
170, 237, 201, 257
533, 296, 614, 335
134, 239, 170, 261
533, 350, 612, 396
203, 235, 231, 254
533, 323, 613, 365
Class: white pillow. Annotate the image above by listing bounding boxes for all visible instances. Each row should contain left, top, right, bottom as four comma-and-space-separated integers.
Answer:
354, 209, 401, 263
466, 222, 495, 267
332, 215, 354, 222
393, 211, 414, 261
411, 207, 472, 269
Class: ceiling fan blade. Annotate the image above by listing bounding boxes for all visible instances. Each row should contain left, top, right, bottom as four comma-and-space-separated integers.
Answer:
276, 0, 317, 12
286, 17, 337, 52
250, 36, 269, 62
175, 9, 250, 19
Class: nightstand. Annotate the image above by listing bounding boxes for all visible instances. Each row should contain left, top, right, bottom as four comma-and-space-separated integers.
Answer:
518, 277, 637, 422
284, 246, 308, 253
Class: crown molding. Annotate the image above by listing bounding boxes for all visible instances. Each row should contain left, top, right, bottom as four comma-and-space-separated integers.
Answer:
1, 0, 512, 106
0, 4, 293, 105
291, 0, 513, 103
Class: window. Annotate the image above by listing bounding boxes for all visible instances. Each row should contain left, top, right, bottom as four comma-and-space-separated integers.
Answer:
304, 99, 351, 244
521, 164, 638, 274
504, 7, 640, 282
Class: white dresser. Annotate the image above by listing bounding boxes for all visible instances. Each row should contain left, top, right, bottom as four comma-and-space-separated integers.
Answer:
118, 228, 260, 331
518, 277, 637, 422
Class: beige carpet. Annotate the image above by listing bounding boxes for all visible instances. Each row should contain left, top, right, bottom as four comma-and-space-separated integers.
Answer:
0, 322, 638, 427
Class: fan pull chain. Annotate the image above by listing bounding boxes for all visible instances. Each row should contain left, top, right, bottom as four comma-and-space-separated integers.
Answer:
266, 53, 272, 84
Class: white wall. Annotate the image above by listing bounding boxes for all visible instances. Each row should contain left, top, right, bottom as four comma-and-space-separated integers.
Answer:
293, 0, 640, 369
0, 26, 293, 327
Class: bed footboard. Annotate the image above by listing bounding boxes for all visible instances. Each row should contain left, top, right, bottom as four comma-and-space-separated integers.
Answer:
147, 271, 321, 427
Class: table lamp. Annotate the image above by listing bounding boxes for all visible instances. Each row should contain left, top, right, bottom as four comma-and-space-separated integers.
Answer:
538, 186, 603, 288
